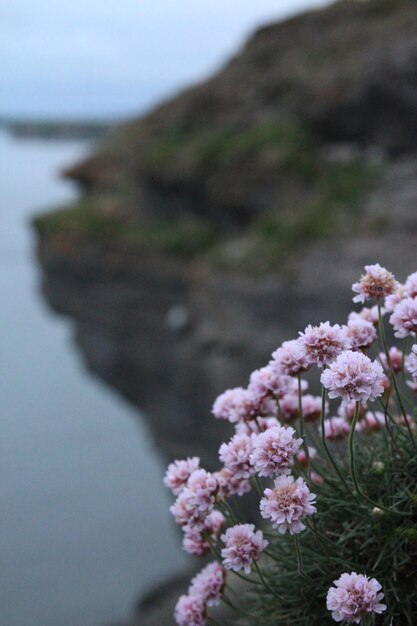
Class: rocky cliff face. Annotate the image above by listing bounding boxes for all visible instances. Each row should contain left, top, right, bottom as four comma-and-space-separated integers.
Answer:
34, 0, 417, 470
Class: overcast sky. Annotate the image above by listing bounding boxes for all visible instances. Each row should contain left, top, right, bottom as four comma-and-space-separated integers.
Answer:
1, 0, 330, 120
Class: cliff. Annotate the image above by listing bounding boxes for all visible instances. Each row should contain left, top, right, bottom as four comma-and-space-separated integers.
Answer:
34, 0, 417, 472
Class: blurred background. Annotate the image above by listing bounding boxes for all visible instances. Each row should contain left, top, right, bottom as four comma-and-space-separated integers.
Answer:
1, 0, 416, 625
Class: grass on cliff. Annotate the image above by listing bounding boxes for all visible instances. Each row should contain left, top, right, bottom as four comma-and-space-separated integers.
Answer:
33, 201, 218, 258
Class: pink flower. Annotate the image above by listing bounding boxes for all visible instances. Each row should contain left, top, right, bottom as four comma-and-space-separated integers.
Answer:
326, 572, 386, 624
218, 434, 254, 479
345, 318, 377, 350
248, 365, 294, 399
170, 470, 218, 529
323, 417, 351, 441
164, 457, 200, 495
182, 511, 226, 557
352, 263, 398, 304
320, 350, 385, 404
337, 401, 366, 422
379, 346, 404, 373
356, 411, 386, 433
221, 524, 268, 574
405, 271, 417, 298
302, 394, 324, 422
214, 467, 251, 498
212, 387, 247, 423
406, 345, 417, 380
348, 306, 382, 326
250, 425, 303, 477
390, 297, 417, 338
234, 416, 280, 436
260, 474, 316, 534
270, 339, 309, 376
299, 321, 348, 367
189, 562, 226, 607
296, 446, 318, 467
174, 594, 206, 626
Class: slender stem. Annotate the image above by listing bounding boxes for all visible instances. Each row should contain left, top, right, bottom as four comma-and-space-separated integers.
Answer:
377, 302, 417, 452
253, 561, 283, 601
294, 534, 310, 581
319, 384, 353, 494
231, 569, 263, 585
253, 474, 265, 497
348, 402, 407, 515
298, 373, 310, 475
221, 500, 239, 525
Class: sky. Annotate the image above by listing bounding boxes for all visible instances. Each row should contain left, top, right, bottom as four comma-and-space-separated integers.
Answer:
1, 0, 331, 120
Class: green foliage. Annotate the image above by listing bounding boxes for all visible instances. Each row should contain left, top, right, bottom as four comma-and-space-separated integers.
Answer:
33, 201, 218, 257
238, 431, 417, 626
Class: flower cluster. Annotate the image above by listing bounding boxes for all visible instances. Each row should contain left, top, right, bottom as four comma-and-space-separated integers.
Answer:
164, 264, 417, 625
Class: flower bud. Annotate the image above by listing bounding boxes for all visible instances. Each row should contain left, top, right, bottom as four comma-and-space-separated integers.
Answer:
371, 461, 385, 475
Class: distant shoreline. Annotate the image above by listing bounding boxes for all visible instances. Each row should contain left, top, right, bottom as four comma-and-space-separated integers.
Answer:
0, 118, 120, 141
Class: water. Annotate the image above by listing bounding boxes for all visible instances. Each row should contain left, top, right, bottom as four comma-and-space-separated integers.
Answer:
0, 130, 186, 626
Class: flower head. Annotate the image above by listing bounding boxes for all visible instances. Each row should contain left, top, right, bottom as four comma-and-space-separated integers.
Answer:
170, 469, 218, 529
182, 510, 225, 557
345, 318, 377, 350
248, 366, 295, 399
218, 433, 254, 479
323, 417, 351, 440
299, 321, 348, 367
260, 474, 316, 534
348, 306, 381, 326
270, 339, 309, 376
189, 562, 226, 607
405, 271, 417, 298
250, 425, 303, 477
352, 263, 398, 304
326, 572, 386, 624
356, 411, 386, 434
214, 467, 251, 498
174, 594, 206, 626
320, 350, 385, 404
221, 524, 268, 574
379, 346, 404, 373
390, 297, 417, 338
164, 457, 200, 495
406, 345, 417, 380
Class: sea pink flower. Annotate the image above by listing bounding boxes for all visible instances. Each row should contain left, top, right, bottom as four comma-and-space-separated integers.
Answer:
218, 434, 254, 479
406, 345, 417, 380
170, 470, 218, 529
174, 594, 206, 626
337, 400, 366, 422
221, 524, 268, 574
356, 411, 386, 433
164, 457, 200, 495
379, 346, 404, 373
211, 387, 247, 423
320, 350, 385, 404
270, 339, 309, 376
326, 572, 386, 624
296, 446, 318, 467
248, 366, 295, 399
234, 416, 280, 436
299, 321, 348, 367
260, 474, 316, 534
405, 271, 417, 298
302, 394, 324, 422
323, 417, 351, 440
189, 562, 226, 607
250, 425, 303, 477
311, 471, 324, 485
214, 467, 251, 498
182, 511, 226, 557
345, 318, 377, 350
390, 297, 417, 338
348, 306, 382, 326
352, 263, 398, 304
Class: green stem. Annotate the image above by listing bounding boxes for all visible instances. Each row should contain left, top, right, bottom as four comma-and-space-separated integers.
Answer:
294, 534, 310, 581
253, 474, 264, 497
319, 384, 353, 495
348, 402, 407, 515
253, 561, 283, 601
298, 373, 310, 475
377, 302, 417, 453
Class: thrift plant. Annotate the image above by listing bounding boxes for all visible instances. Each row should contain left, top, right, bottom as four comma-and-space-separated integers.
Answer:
165, 264, 417, 625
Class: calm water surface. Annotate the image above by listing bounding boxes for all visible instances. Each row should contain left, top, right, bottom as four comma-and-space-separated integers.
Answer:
0, 130, 185, 626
